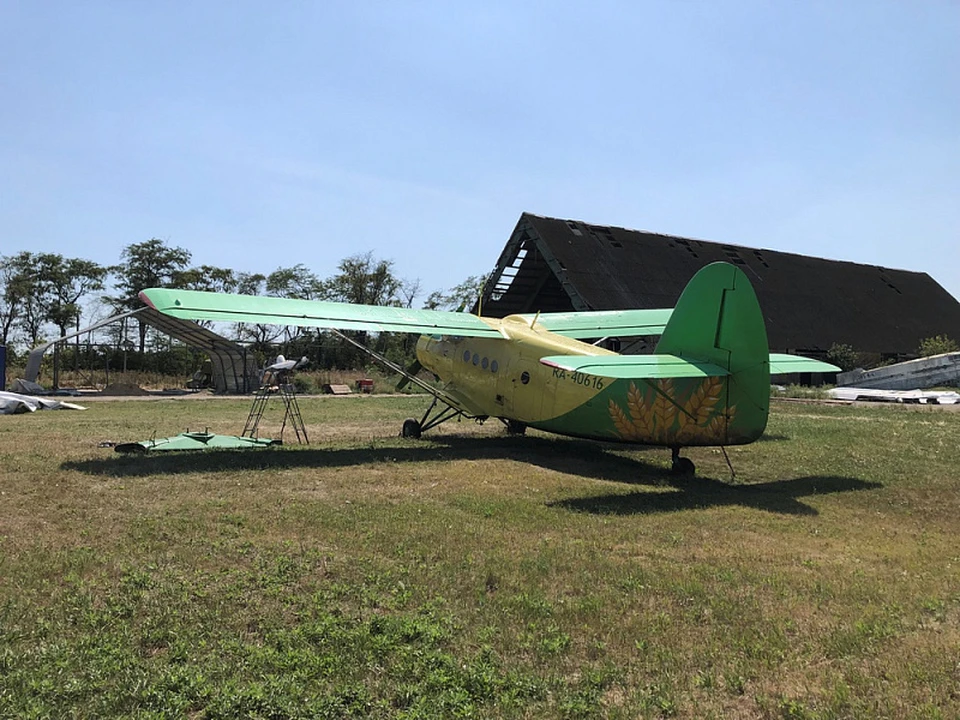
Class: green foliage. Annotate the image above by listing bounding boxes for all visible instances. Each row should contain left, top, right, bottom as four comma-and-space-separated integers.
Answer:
424, 273, 492, 312
292, 374, 316, 394
0, 251, 38, 346
0, 241, 489, 373
826, 342, 860, 372
918, 334, 958, 357
0, 251, 108, 348
110, 238, 193, 310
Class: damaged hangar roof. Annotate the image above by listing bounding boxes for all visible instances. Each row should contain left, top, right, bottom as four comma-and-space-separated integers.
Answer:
480, 213, 960, 356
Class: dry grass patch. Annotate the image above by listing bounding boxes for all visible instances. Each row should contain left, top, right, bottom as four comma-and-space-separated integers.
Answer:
1, 397, 959, 718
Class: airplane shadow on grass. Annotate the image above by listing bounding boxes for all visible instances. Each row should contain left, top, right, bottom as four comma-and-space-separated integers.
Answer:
550, 475, 882, 517
64, 434, 879, 517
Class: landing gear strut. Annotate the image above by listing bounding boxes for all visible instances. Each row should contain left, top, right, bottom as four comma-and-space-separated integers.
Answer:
400, 396, 476, 439
670, 446, 696, 476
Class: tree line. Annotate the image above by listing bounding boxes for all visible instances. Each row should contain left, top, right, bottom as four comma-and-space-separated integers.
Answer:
0, 239, 489, 373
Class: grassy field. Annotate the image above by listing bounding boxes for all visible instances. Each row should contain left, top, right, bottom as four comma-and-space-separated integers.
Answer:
1, 395, 958, 718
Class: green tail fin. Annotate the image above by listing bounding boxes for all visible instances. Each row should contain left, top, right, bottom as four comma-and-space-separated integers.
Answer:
655, 262, 770, 443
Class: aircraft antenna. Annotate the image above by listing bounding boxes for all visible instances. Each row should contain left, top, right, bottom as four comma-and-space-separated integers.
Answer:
531, 310, 541, 328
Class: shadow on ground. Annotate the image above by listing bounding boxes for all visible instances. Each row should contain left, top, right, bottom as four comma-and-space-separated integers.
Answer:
551, 475, 882, 516
64, 434, 879, 516
66, 435, 666, 483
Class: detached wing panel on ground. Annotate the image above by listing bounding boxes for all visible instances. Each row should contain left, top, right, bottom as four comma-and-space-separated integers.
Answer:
140, 288, 503, 338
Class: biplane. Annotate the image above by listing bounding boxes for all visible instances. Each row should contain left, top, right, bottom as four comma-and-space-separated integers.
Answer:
140, 262, 838, 474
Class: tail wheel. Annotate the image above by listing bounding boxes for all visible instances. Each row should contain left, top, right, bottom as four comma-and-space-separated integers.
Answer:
670, 446, 695, 476
671, 456, 696, 476
401, 418, 422, 439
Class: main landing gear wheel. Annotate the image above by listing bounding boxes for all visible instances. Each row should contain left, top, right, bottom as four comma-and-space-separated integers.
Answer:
505, 420, 527, 436
401, 418, 422, 439
670, 447, 696, 476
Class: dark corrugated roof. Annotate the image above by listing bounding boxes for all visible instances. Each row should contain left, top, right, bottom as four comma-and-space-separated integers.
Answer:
481, 213, 960, 356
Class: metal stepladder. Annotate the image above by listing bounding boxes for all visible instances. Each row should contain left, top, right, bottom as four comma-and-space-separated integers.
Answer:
242, 381, 309, 444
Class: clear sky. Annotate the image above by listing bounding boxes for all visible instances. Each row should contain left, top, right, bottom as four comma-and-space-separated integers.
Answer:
2, 1, 958, 302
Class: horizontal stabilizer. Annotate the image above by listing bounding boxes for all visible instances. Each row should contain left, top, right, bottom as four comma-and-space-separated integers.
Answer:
516, 308, 671, 339
539, 354, 729, 379
140, 288, 503, 338
769, 354, 840, 375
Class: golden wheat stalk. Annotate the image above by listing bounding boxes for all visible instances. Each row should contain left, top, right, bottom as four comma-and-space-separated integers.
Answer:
609, 399, 638, 440
651, 378, 678, 442
673, 377, 723, 443
686, 377, 723, 426
626, 382, 656, 438
705, 413, 726, 443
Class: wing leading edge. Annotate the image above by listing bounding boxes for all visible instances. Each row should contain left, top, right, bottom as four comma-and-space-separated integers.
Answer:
139, 288, 503, 338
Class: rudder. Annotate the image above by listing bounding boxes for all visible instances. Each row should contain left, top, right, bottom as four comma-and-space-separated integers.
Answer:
654, 262, 770, 444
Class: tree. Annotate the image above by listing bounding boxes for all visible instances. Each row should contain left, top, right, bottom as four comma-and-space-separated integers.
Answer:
266, 264, 323, 300
319, 252, 422, 367
0, 251, 53, 348
0, 252, 38, 348
918, 335, 958, 357
175, 265, 237, 294
232, 272, 279, 358
826, 343, 860, 372
323, 252, 409, 306
424, 273, 491, 312
111, 239, 192, 352
36, 253, 108, 339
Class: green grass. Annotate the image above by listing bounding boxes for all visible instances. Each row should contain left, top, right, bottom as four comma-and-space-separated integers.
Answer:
1, 396, 959, 718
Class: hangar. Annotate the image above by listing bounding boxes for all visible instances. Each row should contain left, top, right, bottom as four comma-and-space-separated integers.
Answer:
479, 213, 960, 360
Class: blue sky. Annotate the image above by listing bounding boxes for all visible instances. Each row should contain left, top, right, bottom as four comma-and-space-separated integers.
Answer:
2, 1, 958, 302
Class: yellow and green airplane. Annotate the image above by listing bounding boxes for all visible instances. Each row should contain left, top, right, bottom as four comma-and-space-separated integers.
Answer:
140, 262, 837, 474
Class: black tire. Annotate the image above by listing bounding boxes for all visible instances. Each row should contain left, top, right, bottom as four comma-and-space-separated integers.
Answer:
505, 419, 527, 435
671, 456, 696, 476
401, 418, 422, 439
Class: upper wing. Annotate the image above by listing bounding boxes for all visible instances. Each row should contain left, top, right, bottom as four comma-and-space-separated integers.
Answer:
140, 288, 503, 337
517, 308, 671, 339
540, 354, 729, 379
769, 354, 839, 375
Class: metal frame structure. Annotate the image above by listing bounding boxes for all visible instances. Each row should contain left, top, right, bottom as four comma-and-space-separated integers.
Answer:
24, 307, 259, 393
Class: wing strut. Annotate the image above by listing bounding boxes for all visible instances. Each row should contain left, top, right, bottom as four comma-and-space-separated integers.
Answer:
329, 329, 475, 417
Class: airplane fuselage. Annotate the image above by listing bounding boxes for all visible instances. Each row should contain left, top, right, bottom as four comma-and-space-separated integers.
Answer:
416, 314, 766, 447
